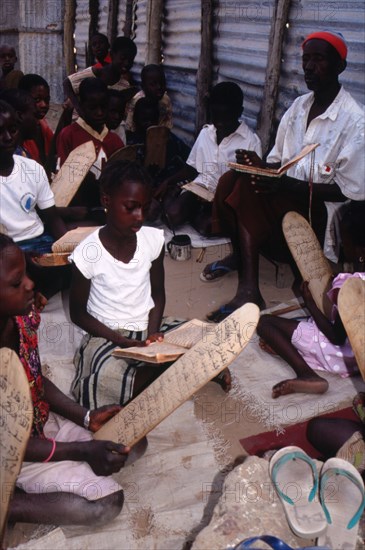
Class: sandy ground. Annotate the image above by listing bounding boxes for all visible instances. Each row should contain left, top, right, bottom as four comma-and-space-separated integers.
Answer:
5, 106, 302, 548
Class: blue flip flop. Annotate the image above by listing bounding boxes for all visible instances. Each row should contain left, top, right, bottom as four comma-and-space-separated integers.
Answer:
233, 534, 330, 550
200, 260, 234, 282
317, 457, 365, 549
206, 305, 235, 323
269, 446, 327, 539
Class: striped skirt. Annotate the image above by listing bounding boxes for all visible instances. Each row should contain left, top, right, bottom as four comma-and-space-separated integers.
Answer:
72, 318, 185, 409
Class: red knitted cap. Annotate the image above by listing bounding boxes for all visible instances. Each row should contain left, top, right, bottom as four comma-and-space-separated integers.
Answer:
302, 31, 347, 60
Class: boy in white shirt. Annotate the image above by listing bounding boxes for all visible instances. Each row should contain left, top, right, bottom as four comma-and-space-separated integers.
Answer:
155, 82, 262, 236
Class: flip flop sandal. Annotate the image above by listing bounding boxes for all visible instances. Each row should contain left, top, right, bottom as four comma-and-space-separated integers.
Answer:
200, 261, 234, 282
269, 446, 327, 539
232, 534, 330, 550
206, 305, 235, 323
317, 457, 365, 549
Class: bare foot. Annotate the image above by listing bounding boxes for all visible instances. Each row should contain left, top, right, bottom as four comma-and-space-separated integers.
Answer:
213, 368, 232, 392
259, 337, 278, 355
272, 377, 329, 398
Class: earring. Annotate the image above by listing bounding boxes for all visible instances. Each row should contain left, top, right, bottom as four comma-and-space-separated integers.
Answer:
104, 208, 108, 214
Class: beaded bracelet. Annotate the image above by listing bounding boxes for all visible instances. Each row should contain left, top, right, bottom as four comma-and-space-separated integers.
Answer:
43, 438, 56, 463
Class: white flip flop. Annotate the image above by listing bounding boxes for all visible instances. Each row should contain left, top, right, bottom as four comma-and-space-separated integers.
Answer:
317, 457, 365, 549
269, 446, 327, 539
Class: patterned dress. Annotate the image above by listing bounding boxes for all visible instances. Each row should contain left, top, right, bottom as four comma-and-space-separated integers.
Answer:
291, 272, 365, 377
15, 307, 49, 437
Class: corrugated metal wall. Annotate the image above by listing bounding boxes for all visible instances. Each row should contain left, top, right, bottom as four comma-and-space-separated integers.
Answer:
0, 1, 20, 56
69, 0, 365, 145
117, 1, 128, 34
275, 0, 365, 140
1, 1, 65, 101
213, 1, 275, 133
98, 0, 110, 35
74, 0, 90, 71
130, 0, 148, 81
162, 0, 201, 144
2, 0, 364, 143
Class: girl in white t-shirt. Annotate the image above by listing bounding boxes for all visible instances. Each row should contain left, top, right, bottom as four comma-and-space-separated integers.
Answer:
70, 160, 166, 408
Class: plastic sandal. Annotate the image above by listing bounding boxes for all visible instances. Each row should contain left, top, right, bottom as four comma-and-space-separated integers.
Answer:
317, 457, 365, 549
269, 446, 327, 539
200, 260, 234, 282
232, 534, 330, 550
206, 305, 235, 323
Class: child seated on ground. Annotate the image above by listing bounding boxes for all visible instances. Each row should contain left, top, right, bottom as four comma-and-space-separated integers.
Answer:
69, 160, 166, 408
91, 32, 112, 68
64, 36, 137, 114
125, 64, 173, 133
0, 89, 38, 158
18, 74, 54, 170
69, 160, 231, 408
257, 273, 365, 398
155, 82, 262, 236
0, 234, 130, 526
0, 44, 23, 90
57, 77, 124, 207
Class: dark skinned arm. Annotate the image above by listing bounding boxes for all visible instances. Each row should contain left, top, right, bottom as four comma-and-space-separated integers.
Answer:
280, 176, 347, 202
146, 247, 166, 342
301, 281, 347, 345
38, 205, 67, 240
236, 150, 347, 202
154, 164, 198, 200
69, 263, 146, 348
25, 377, 129, 474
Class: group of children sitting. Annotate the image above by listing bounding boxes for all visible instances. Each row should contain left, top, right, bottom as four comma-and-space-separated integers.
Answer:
0, 32, 364, 535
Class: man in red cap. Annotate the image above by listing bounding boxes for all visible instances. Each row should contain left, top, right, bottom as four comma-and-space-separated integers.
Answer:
202, 31, 364, 321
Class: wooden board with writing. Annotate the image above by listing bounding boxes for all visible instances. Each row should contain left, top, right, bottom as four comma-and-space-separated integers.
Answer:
52, 226, 100, 253
0, 348, 33, 541
282, 211, 333, 315
51, 141, 96, 207
338, 277, 365, 381
94, 303, 259, 447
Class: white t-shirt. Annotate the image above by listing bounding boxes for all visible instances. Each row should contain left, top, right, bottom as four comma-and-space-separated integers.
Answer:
0, 156, 55, 241
187, 121, 262, 192
267, 86, 365, 261
70, 226, 165, 331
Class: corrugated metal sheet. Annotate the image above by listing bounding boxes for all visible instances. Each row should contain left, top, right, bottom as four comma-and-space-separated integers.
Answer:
276, 0, 365, 126
117, 0, 128, 35
10, 0, 362, 144
213, 1, 275, 133
17, 0, 65, 102
131, 0, 147, 74
162, 0, 202, 145
98, 0, 110, 35
0, 1, 20, 31
18, 0, 63, 31
74, 0, 90, 71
